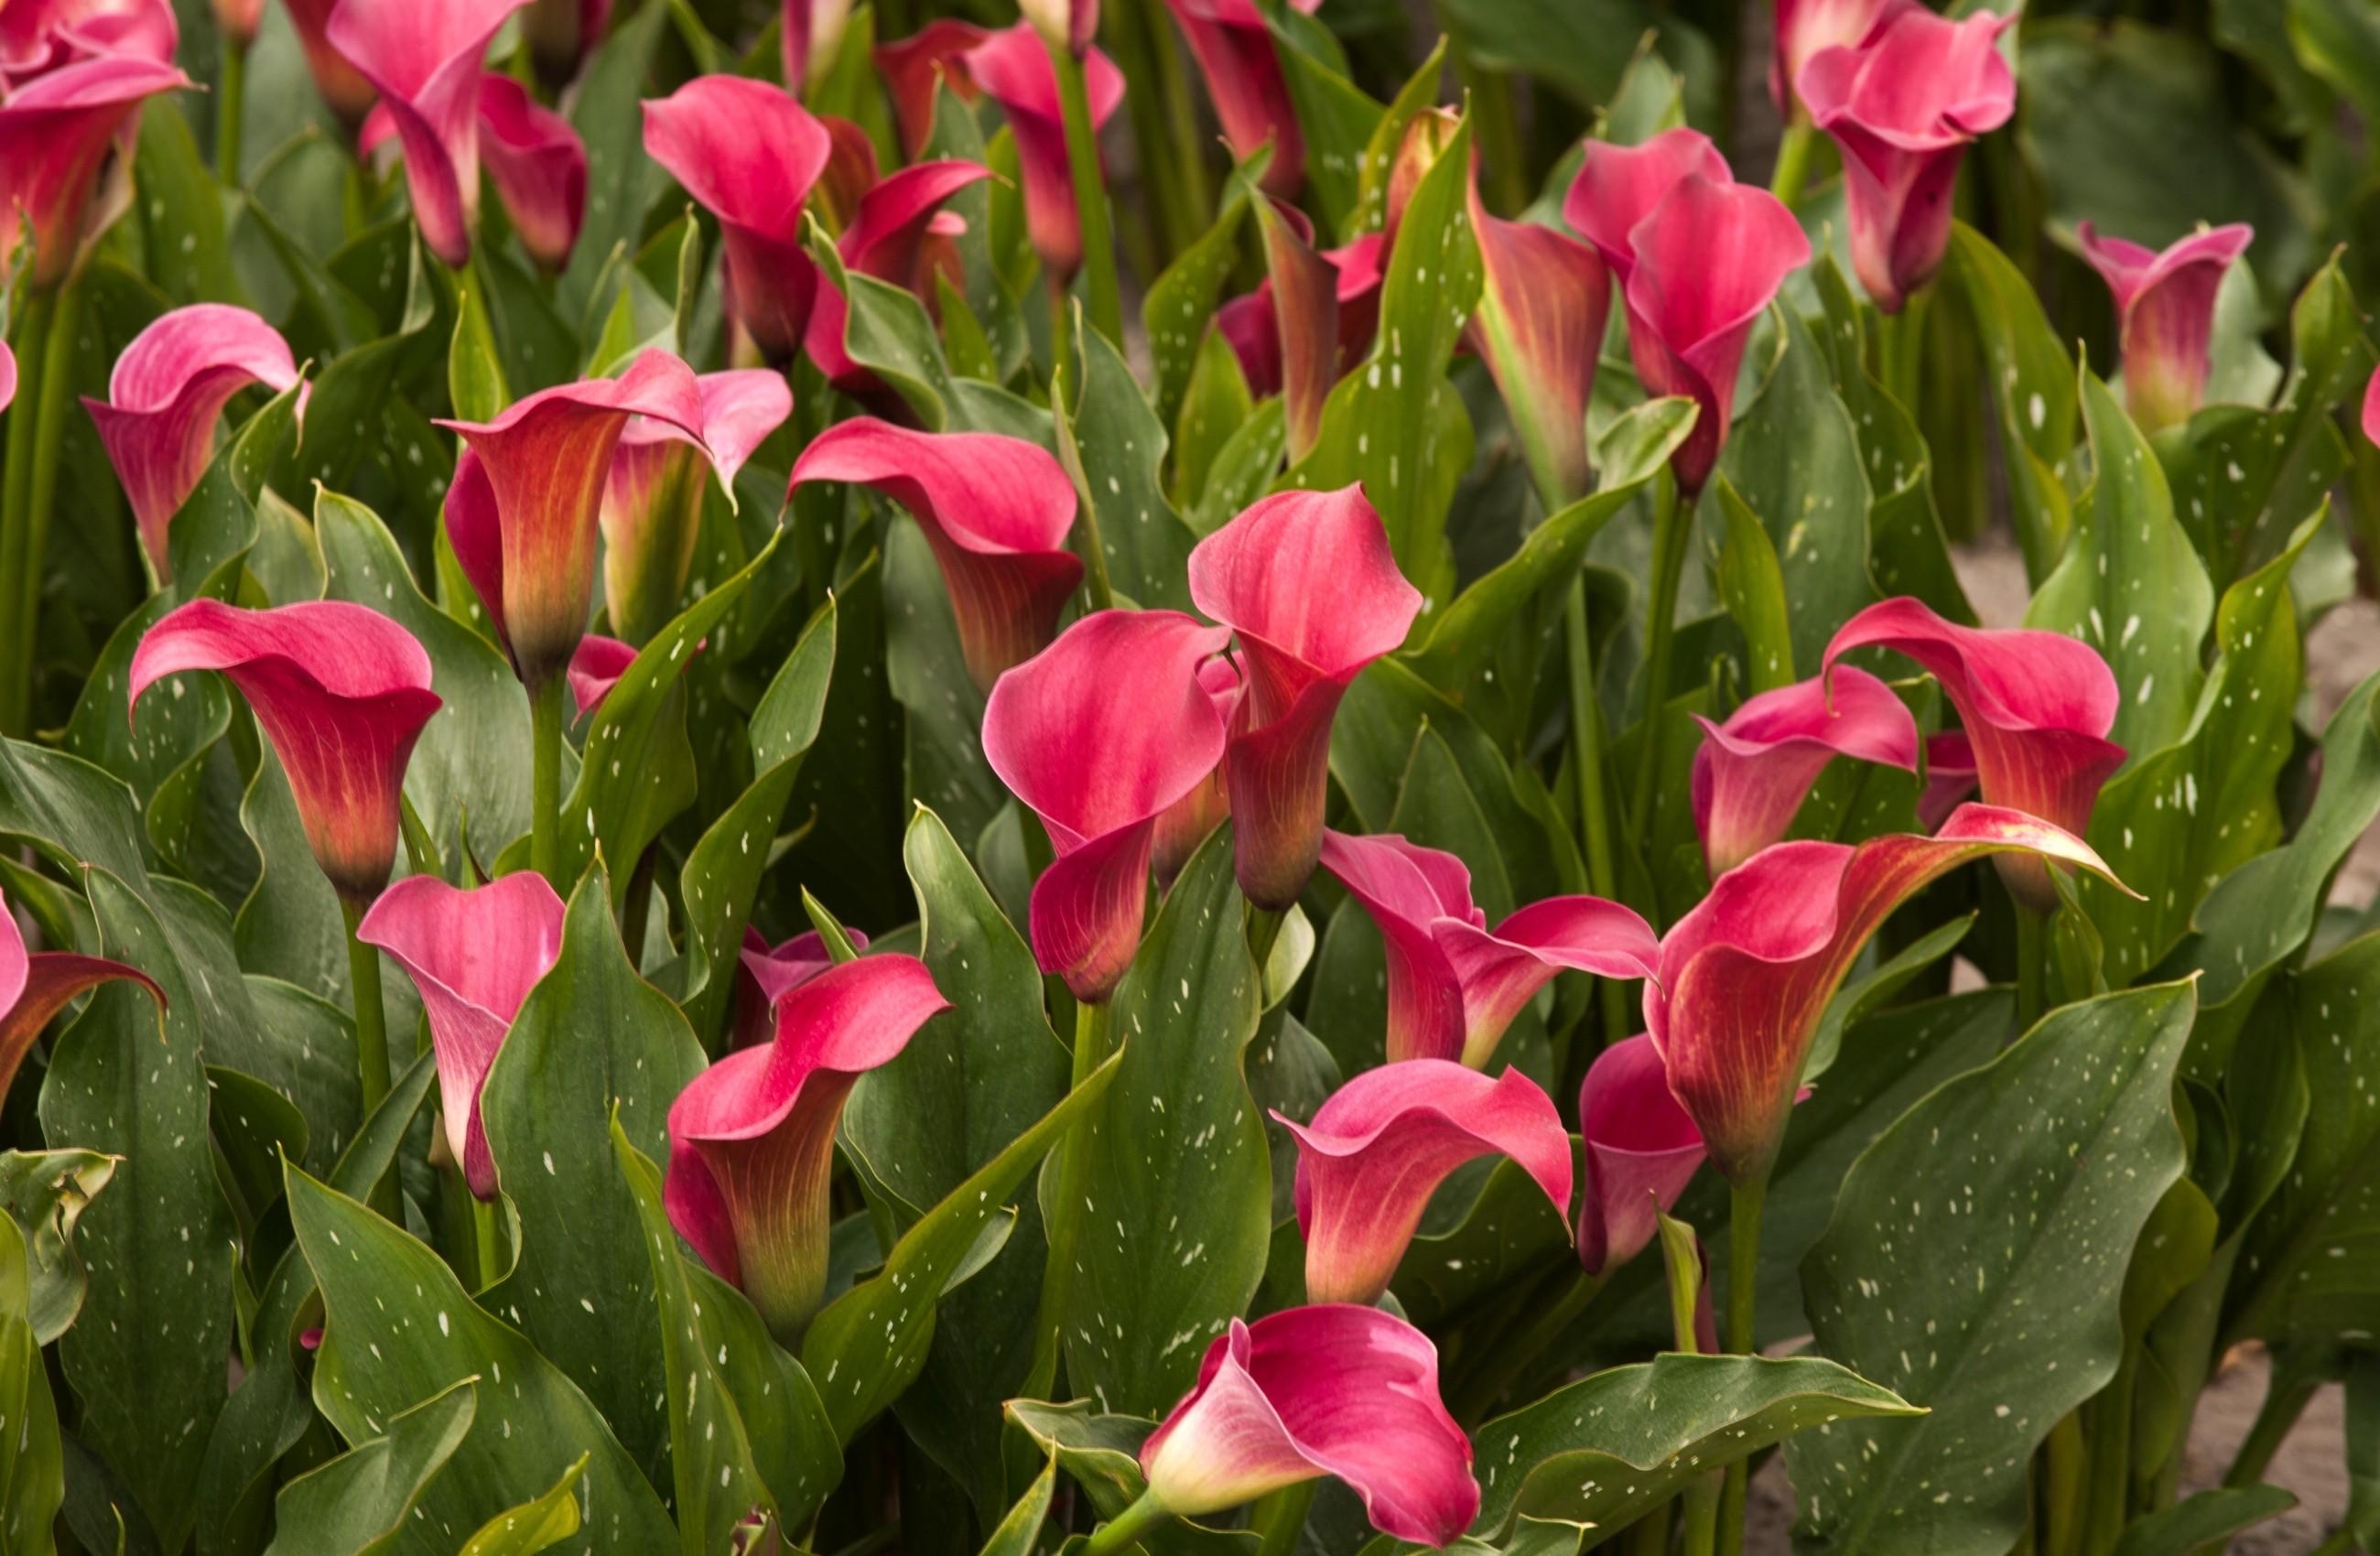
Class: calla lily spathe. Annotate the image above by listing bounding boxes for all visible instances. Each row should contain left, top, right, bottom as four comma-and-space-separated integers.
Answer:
2080, 222, 2255, 434
1769, 0, 1901, 118
1690, 665, 1920, 878
782, 0, 855, 96
964, 23, 1125, 286
1468, 167, 1610, 507
1217, 230, 1384, 409
1574, 1033, 1707, 1276
564, 633, 636, 719
282, 0, 376, 126
1163, 0, 1318, 197
0, 884, 161, 1110
875, 18, 988, 156
732, 925, 869, 1051
0, 51, 190, 291
1151, 657, 1244, 887
1019, 0, 1097, 55
1918, 729, 1979, 830
0, 0, 177, 84
471, 74, 587, 274
803, 159, 992, 396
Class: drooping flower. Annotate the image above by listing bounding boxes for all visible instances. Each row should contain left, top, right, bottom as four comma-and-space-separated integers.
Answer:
789, 417, 1081, 693
439, 350, 709, 691
282, 0, 377, 127
665, 955, 949, 1343
1574, 1034, 1705, 1277
1140, 1305, 1477, 1546
1565, 131, 1808, 493
1467, 168, 1611, 507
355, 873, 566, 1199
1798, 6, 2016, 314
1151, 657, 1244, 887
803, 160, 992, 395
0, 885, 161, 1109
1689, 666, 1920, 878
565, 633, 636, 719
1316, 830, 1660, 1068
1187, 488, 1423, 911
600, 368, 790, 646
1019, 0, 1097, 56
982, 610, 1233, 1001
963, 24, 1125, 286
1647, 805, 2126, 1183
0, 52, 191, 291
875, 18, 988, 157
1280, 1060, 1571, 1305
473, 73, 587, 274
1162, 0, 1317, 197
327, 0, 530, 268
1917, 729, 1977, 831
129, 600, 442, 910
731, 925, 870, 1051
1769, 0, 1903, 118
81, 304, 305, 581
642, 75, 834, 362
2079, 222, 2255, 435
782, 0, 855, 96
1823, 598, 2125, 913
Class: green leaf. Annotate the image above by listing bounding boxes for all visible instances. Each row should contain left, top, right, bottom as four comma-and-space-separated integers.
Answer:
1143, 168, 1253, 429
1002, 1400, 1258, 1556
0, 1149, 116, 1345
1434, 0, 1715, 119
883, 516, 1006, 850
1471, 1354, 1920, 1539
1787, 982, 2197, 1556
1172, 328, 1256, 516
1712, 475, 1794, 694
168, 380, 308, 606
2104, 1485, 2296, 1556
0, 1216, 64, 1556
2288, 0, 2380, 123
449, 265, 512, 424
559, 0, 671, 323
979, 1455, 1056, 1556
63, 597, 231, 864
2348, 1352, 2380, 1551
1056, 326, 1196, 611
130, 104, 235, 306
233, 744, 351, 1002
261, 1380, 476, 1556
1192, 398, 1287, 537
455, 1450, 589, 1555
1942, 223, 2079, 578
1260, 2, 1383, 239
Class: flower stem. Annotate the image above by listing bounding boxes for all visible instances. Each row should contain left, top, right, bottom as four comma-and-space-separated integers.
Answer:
1883, 286, 1932, 416
1141, 0, 1211, 245
530, 675, 565, 891
342, 899, 392, 1118
1627, 467, 1686, 840
0, 286, 57, 738
217, 38, 247, 186
1082, 1489, 1170, 1556
2223, 1359, 2318, 1488
1563, 580, 1633, 1042
1769, 120, 1816, 208
1715, 1174, 1769, 1556
2015, 905, 2045, 1033
1246, 904, 1286, 971
18, 277, 81, 703
1022, 997, 1113, 1399
1249, 1481, 1314, 1556
1045, 37, 1124, 350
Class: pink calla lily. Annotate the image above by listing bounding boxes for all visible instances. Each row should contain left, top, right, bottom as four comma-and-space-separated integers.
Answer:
0, 52, 190, 291
875, 18, 988, 156
0, 343, 14, 415
1575, 1033, 1706, 1276
327, 0, 529, 269
1, 885, 163, 1110
1151, 657, 1245, 887
1468, 171, 1611, 507
474, 73, 587, 274
789, 417, 1082, 693
1689, 665, 1920, 878
782, 0, 855, 96
0, 0, 177, 83
355, 873, 566, 1199
1280, 1059, 1572, 1305
803, 159, 992, 395
1253, 197, 1343, 459
1163, 0, 1319, 197
600, 368, 791, 646
1562, 126, 1734, 280
565, 633, 635, 719
1019, 0, 1098, 56
81, 304, 305, 581
1799, 6, 2015, 314
212, 0, 265, 46
1917, 729, 1978, 831
439, 349, 709, 690
731, 925, 869, 1051
642, 75, 834, 362
983, 610, 1234, 1001
1187, 488, 1423, 911
1317, 830, 1661, 1067
1823, 598, 2126, 912
1769, 0, 1904, 117
2079, 222, 2255, 434
129, 600, 442, 909
283, 0, 376, 126
665, 955, 950, 1342
1216, 232, 1385, 405
1141, 1305, 1477, 1545
1648, 805, 2127, 1183
963, 23, 1125, 286
2364, 365, 2380, 449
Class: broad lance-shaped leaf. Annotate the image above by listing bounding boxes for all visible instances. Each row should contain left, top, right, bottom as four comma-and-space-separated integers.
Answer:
286, 1167, 676, 1547
1942, 223, 2079, 578
805, 1046, 1125, 1442
0, 1150, 118, 1345
885, 515, 1012, 858
2104, 1486, 2297, 1556
260, 1379, 477, 1556
1056, 325, 1198, 612
1469, 1354, 1920, 1539
457, 1450, 590, 1554
0, 1212, 63, 1555
1787, 982, 2195, 1556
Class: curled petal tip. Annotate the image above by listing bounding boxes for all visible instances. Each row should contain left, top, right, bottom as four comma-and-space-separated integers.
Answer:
1576, 1034, 1705, 1276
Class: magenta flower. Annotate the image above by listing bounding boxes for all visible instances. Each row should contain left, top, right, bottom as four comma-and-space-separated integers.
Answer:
1468, 168, 1610, 506
439, 350, 709, 691
803, 159, 992, 394
564, 633, 635, 719
780, 0, 854, 96
731, 925, 869, 1051
1769, 0, 1903, 116
1163, 0, 1317, 197
875, 18, 988, 157
1649, 806, 2124, 1183
327, 0, 529, 268
642, 75, 834, 362
963, 24, 1125, 286
474, 73, 586, 274
0, 343, 14, 415
1151, 656, 1244, 887
1917, 729, 1978, 831
82, 304, 304, 581
2364, 365, 2380, 449
1799, 6, 2015, 314
2079, 222, 2255, 434
790, 417, 1082, 693
1252, 197, 1346, 459
1141, 1305, 1477, 1545
1317, 830, 1660, 1067
1566, 130, 1809, 494
1574, 1033, 1706, 1277
0, 52, 190, 291
0, 0, 177, 83
355, 873, 566, 1199
983, 610, 1233, 1002
600, 367, 790, 646
1689, 665, 1919, 878
1217, 232, 1385, 405
1019, 0, 1097, 55
129, 601, 442, 910
1823, 598, 2126, 913
212, 0, 265, 47
1187, 488, 1423, 911
283, 0, 376, 127
665, 955, 949, 1342
1, 884, 160, 1109
1280, 1060, 1571, 1305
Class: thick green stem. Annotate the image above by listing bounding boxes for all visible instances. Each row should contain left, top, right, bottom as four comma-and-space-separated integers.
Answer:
530, 676, 565, 890
1563, 581, 1634, 1042
2223, 1363, 2317, 1488
342, 900, 392, 1118
0, 287, 57, 737
1249, 1481, 1315, 1556
2042, 1411, 2087, 1556
1141, 0, 1211, 242
1769, 120, 1816, 207
217, 38, 247, 185
1246, 904, 1286, 971
471, 1191, 502, 1291
1628, 468, 1686, 839
20, 278, 82, 695
5, 279, 80, 737
1883, 286, 1933, 416
1716, 1175, 1769, 1556
1082, 1490, 1171, 1556
2016, 905, 2046, 1033
2079, 1358, 2137, 1555
1046, 39, 1124, 350
1023, 999, 1113, 1399
1682, 1475, 1723, 1556
1452, 1267, 1604, 1423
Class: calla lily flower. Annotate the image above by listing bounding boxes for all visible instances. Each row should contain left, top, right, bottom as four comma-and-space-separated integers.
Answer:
1823, 598, 2126, 913
1316, 830, 1661, 1067
665, 955, 950, 1343
129, 600, 442, 910
0, 52, 190, 291
2364, 365, 2380, 449
0, 343, 14, 415
1020, 0, 1097, 55
642, 75, 834, 362
1689, 665, 1920, 878
1253, 197, 1343, 459
963, 24, 1125, 286
1141, 1305, 1477, 1546
212, 0, 265, 47
565, 633, 635, 719
789, 417, 1081, 693
1574, 1033, 1706, 1276
1151, 657, 1244, 887
474, 74, 587, 274
1649, 805, 2126, 1183
600, 368, 791, 646
1799, 6, 2015, 315
1, 885, 162, 1109
1216, 232, 1385, 405
1280, 1060, 1571, 1306
1917, 729, 1978, 831
82, 304, 305, 581
1566, 132, 1808, 494
1163, 0, 1318, 197
875, 18, 988, 157
355, 873, 566, 1199
1467, 171, 1611, 507
2079, 222, 2255, 434
439, 349, 709, 691
0, 0, 177, 82
782, 0, 854, 96
983, 610, 1233, 1001
1769, 0, 1903, 117
327, 0, 529, 269
731, 925, 869, 1051
803, 159, 992, 395
1187, 487, 1423, 911
282, 0, 376, 126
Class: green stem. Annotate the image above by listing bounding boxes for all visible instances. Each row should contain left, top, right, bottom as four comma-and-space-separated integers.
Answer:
1049, 273, 1076, 401
217, 38, 247, 186
2223, 1364, 2317, 1488
1563, 581, 1633, 1042
1141, 0, 1212, 243
1103, 0, 1193, 265
1046, 38, 1124, 350
2016, 906, 2045, 1033
1452, 1268, 1604, 1423
530, 675, 565, 890
471, 1191, 502, 1291
1619, 1508, 1670, 1556
1022, 998, 1113, 1399
1247, 904, 1286, 971
5, 279, 81, 737
1769, 120, 1816, 208
2042, 1411, 2087, 1556
342, 900, 392, 1119
1628, 467, 1686, 838
1682, 1474, 1723, 1556
1883, 286, 1933, 416
0, 287, 57, 738
1249, 1481, 1315, 1556
2079, 1357, 2137, 1556
1715, 1175, 1769, 1556
1082, 1490, 1171, 1556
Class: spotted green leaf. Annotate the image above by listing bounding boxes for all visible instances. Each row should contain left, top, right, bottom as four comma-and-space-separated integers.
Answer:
261, 1380, 476, 1556
455, 1451, 588, 1556
0, 1149, 116, 1345
1943, 223, 2079, 579
0, 1215, 64, 1556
